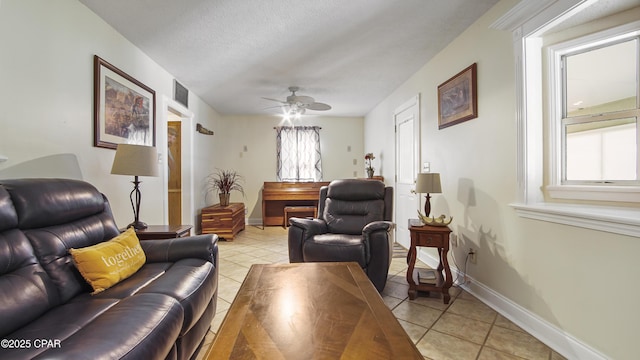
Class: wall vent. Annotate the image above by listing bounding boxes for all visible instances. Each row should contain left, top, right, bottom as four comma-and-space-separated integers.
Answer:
173, 80, 188, 108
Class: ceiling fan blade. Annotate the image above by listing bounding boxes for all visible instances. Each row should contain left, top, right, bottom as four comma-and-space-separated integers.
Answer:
262, 105, 285, 110
264, 88, 330, 113
287, 95, 315, 105
262, 97, 286, 104
306, 102, 332, 111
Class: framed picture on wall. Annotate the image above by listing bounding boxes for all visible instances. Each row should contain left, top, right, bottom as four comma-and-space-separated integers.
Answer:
437, 63, 477, 129
93, 55, 156, 149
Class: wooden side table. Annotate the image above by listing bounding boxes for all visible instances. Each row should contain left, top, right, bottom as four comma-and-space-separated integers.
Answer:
359, 176, 384, 181
135, 225, 192, 240
201, 203, 245, 240
406, 223, 453, 303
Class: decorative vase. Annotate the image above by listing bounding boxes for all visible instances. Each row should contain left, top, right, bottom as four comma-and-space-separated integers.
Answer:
366, 168, 374, 178
219, 193, 230, 206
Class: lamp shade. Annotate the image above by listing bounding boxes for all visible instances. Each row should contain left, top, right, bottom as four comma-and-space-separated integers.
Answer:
415, 173, 441, 194
111, 144, 159, 177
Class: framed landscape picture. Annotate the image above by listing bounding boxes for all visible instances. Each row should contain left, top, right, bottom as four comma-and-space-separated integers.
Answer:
93, 55, 156, 149
437, 63, 477, 129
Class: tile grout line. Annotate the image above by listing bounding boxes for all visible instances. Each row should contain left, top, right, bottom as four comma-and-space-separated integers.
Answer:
475, 312, 499, 360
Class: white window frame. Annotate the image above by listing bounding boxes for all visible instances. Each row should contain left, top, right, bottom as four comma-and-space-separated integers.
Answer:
492, 0, 640, 238
547, 23, 640, 203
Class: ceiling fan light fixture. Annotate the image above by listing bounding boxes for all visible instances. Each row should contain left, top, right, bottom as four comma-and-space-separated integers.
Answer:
281, 103, 305, 121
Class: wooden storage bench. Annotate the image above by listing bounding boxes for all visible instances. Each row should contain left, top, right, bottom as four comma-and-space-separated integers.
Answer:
201, 203, 245, 240
283, 206, 317, 228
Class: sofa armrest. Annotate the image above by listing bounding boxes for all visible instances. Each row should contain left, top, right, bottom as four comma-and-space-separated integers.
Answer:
141, 234, 218, 264
287, 218, 328, 262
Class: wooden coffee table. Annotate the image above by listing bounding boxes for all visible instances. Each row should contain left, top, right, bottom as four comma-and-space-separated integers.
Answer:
205, 262, 423, 359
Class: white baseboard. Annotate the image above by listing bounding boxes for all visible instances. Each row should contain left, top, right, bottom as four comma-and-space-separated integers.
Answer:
417, 250, 609, 360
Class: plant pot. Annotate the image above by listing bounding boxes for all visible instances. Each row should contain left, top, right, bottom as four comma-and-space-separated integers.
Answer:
366, 168, 374, 178
219, 193, 230, 206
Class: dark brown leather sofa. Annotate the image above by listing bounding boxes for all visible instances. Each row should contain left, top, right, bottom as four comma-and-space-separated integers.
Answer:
0, 178, 218, 360
287, 179, 393, 292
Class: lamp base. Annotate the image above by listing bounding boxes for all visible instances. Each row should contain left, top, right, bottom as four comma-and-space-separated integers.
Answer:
127, 176, 147, 231
424, 193, 432, 218
128, 221, 148, 230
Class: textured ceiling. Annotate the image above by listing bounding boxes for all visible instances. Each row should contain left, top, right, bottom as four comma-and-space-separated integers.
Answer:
543, 0, 640, 34
79, 0, 500, 116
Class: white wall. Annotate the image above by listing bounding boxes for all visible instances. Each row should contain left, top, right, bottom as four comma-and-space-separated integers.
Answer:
0, 0, 221, 228
365, 1, 639, 359
214, 115, 364, 223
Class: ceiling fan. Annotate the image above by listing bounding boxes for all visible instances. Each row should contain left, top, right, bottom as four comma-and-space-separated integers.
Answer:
263, 86, 332, 117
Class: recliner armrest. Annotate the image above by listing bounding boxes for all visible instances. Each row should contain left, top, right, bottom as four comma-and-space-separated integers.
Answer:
362, 221, 394, 292
141, 234, 218, 264
288, 218, 328, 263
362, 221, 394, 235
289, 217, 328, 234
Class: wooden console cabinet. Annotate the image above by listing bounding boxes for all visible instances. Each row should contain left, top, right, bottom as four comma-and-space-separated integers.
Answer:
201, 203, 245, 240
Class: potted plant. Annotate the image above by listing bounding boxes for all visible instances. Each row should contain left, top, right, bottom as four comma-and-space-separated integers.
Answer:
206, 169, 245, 206
365, 153, 376, 178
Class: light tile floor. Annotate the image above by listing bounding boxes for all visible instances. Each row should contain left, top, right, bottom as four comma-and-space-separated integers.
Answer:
196, 226, 566, 360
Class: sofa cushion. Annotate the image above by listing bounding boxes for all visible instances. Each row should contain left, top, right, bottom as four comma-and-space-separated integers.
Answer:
80, 262, 172, 300
325, 179, 386, 201
70, 258, 217, 335
0, 229, 60, 336
69, 228, 146, 294
320, 179, 387, 235
302, 234, 368, 267
0, 186, 18, 232
25, 215, 121, 302
5, 298, 119, 350
323, 198, 385, 235
1, 293, 183, 360
1, 178, 107, 230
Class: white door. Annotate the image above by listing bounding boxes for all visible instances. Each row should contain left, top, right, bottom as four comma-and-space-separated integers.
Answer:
394, 95, 420, 249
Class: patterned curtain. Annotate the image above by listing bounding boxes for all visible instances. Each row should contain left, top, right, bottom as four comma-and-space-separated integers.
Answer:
276, 126, 323, 182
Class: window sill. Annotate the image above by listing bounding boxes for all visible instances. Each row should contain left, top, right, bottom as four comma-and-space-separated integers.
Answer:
547, 185, 640, 203
510, 202, 640, 238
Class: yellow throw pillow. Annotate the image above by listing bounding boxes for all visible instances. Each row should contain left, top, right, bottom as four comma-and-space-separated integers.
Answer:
69, 228, 146, 294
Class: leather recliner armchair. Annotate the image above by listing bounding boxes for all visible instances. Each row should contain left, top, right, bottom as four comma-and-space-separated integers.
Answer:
288, 179, 394, 292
